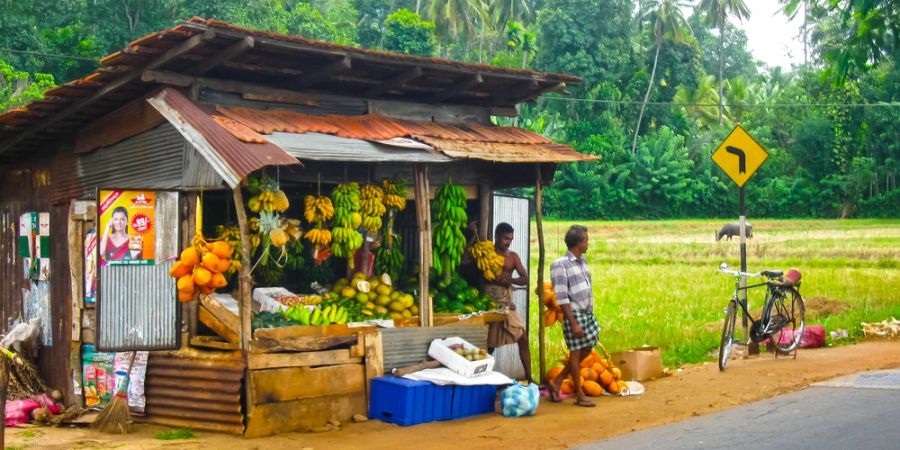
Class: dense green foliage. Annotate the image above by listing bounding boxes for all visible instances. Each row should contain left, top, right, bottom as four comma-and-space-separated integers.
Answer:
0, 0, 897, 218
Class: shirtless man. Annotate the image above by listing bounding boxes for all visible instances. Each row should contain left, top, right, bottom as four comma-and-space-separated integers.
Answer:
484, 222, 534, 384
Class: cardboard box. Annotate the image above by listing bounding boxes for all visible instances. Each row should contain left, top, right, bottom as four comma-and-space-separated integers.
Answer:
610, 346, 663, 381
428, 337, 494, 378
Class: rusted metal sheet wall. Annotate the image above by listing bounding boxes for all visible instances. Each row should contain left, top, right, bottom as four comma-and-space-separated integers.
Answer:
0, 163, 72, 394
142, 351, 245, 434
52, 124, 186, 203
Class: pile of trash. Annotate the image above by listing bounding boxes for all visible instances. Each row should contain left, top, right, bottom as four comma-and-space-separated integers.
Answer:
862, 318, 900, 338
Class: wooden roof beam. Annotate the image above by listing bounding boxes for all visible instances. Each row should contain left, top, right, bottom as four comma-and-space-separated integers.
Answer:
512, 82, 566, 104
429, 73, 483, 103
0, 29, 217, 156
191, 36, 255, 76
289, 55, 351, 90
364, 66, 423, 98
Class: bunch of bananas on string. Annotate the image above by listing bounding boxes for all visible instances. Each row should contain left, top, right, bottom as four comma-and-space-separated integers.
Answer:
330, 182, 363, 265
304, 227, 332, 247
375, 233, 404, 281
470, 239, 505, 281
382, 178, 407, 211
360, 184, 387, 234
246, 174, 290, 213
432, 183, 467, 286
303, 195, 334, 223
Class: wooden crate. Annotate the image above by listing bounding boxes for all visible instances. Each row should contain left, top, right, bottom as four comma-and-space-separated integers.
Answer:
244, 326, 383, 438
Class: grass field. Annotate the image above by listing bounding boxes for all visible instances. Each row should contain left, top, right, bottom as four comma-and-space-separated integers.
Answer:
524, 219, 900, 371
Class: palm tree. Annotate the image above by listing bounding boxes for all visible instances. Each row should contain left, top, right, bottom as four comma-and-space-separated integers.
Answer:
697, 0, 750, 124
490, 0, 535, 46
631, 0, 692, 155
421, 0, 489, 43
673, 74, 722, 127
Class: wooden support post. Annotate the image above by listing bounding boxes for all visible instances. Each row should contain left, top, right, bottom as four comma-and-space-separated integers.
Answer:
182, 193, 199, 345
231, 187, 253, 351
415, 165, 433, 327
535, 165, 547, 384
1, 357, 7, 449
478, 184, 492, 240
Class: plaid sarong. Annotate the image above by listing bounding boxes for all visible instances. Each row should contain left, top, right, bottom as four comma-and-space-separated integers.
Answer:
562, 308, 600, 351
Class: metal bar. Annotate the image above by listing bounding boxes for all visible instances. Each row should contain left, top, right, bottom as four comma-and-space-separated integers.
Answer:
0, 30, 216, 156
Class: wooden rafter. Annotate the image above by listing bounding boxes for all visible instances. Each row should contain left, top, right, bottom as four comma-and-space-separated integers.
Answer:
0, 29, 217, 156
290, 55, 351, 90
191, 36, 255, 76
364, 66, 423, 98
429, 73, 483, 103
512, 82, 566, 104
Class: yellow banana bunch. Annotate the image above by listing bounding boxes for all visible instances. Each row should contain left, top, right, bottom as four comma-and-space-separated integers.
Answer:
255, 190, 289, 213
303, 195, 335, 223
382, 178, 407, 211
248, 195, 262, 213
470, 240, 504, 281
360, 184, 386, 234
281, 218, 303, 241
304, 228, 332, 246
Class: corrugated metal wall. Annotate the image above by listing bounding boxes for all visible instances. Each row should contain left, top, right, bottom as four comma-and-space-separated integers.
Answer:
381, 325, 487, 372
491, 194, 531, 379
97, 261, 178, 350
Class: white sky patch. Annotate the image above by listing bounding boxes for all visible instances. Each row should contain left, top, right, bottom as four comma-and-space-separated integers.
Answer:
736, 0, 806, 69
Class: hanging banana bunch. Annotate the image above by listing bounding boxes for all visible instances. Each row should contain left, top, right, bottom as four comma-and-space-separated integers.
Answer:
246, 174, 290, 213
360, 184, 387, 234
303, 195, 334, 251
376, 177, 407, 281
470, 239, 505, 281
432, 182, 467, 286
330, 182, 363, 267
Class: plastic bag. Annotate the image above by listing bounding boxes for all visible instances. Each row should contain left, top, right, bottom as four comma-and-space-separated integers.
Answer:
4, 399, 40, 427
770, 324, 826, 348
500, 382, 539, 418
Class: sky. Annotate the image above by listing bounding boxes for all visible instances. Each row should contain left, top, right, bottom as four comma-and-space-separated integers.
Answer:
736, 0, 806, 69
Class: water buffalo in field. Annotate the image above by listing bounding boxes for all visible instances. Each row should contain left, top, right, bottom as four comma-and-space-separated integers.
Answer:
716, 222, 753, 241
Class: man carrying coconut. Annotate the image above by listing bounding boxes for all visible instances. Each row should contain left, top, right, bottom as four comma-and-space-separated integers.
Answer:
548, 224, 599, 407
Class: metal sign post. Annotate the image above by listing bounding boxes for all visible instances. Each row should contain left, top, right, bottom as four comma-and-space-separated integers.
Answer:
712, 125, 768, 352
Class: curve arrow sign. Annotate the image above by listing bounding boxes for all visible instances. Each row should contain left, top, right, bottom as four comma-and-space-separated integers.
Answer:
725, 146, 746, 174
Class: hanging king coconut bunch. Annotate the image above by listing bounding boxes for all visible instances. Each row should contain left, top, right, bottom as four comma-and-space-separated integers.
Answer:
431, 182, 467, 286
470, 239, 505, 281
360, 183, 387, 234
375, 178, 407, 281
169, 234, 234, 303
330, 182, 363, 266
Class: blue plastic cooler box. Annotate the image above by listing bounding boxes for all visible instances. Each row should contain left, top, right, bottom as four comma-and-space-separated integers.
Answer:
450, 384, 499, 419
369, 376, 453, 426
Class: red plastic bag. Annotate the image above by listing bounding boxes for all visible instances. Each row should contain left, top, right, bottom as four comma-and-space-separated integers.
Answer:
770, 325, 826, 348
4, 399, 40, 427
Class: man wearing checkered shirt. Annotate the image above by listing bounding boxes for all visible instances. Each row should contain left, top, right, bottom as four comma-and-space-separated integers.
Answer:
547, 225, 600, 407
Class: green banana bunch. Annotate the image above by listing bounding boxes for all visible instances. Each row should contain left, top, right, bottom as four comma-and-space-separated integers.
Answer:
330, 183, 364, 266
432, 183, 467, 286
283, 239, 305, 271
375, 233, 404, 282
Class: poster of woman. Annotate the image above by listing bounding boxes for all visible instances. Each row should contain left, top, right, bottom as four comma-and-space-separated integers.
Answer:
98, 190, 156, 265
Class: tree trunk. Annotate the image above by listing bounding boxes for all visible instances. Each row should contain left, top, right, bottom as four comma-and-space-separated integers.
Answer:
632, 42, 661, 156
718, 16, 725, 125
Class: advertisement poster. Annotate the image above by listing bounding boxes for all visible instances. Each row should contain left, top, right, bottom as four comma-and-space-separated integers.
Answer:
84, 228, 97, 302
98, 190, 156, 266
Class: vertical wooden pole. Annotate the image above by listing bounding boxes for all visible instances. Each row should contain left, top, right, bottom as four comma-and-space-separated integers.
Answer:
535, 164, 547, 384
415, 165, 433, 327
478, 184, 492, 240
232, 186, 253, 351
1, 357, 7, 449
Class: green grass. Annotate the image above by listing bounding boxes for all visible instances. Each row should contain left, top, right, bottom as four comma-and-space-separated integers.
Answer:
153, 428, 196, 440
525, 219, 900, 371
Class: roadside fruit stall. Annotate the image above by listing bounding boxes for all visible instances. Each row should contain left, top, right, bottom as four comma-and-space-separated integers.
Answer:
0, 18, 595, 436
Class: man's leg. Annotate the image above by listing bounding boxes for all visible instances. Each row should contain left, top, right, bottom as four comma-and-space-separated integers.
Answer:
569, 348, 593, 406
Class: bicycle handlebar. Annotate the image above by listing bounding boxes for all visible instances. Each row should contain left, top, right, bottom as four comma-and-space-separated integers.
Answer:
717, 263, 762, 279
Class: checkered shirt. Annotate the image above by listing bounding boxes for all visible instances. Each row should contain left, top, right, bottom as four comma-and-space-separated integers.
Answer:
550, 251, 594, 311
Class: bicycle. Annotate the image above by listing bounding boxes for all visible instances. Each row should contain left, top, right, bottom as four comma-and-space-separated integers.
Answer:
717, 262, 806, 371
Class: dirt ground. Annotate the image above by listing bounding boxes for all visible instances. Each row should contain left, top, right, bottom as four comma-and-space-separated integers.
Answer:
6, 340, 899, 450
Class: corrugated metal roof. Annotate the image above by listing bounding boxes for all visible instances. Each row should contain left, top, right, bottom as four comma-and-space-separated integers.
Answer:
266, 132, 451, 163
146, 88, 299, 188
212, 106, 596, 163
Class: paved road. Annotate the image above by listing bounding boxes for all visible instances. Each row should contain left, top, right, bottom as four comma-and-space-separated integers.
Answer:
579, 370, 900, 450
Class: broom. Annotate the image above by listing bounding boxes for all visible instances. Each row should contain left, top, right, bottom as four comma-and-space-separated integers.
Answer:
91, 352, 136, 434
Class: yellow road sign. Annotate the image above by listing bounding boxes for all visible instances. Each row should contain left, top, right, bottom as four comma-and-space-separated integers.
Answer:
711, 124, 769, 187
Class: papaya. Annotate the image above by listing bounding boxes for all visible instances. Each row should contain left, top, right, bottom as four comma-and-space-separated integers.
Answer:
201, 252, 221, 272
580, 354, 594, 368
599, 369, 614, 387
546, 365, 565, 382
607, 380, 623, 395
583, 380, 603, 397
592, 362, 605, 377
192, 267, 212, 287
169, 260, 192, 278
580, 367, 598, 382
177, 274, 195, 293
560, 379, 574, 395
180, 246, 200, 267
177, 290, 196, 303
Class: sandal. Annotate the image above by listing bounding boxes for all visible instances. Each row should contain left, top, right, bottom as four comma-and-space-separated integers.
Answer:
574, 399, 595, 408
546, 383, 563, 403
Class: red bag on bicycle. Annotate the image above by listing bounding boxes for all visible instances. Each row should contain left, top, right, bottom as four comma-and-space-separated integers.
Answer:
770, 324, 825, 348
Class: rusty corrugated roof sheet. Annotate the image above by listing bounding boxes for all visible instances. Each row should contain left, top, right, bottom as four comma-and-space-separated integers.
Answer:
146, 88, 299, 187
213, 106, 595, 163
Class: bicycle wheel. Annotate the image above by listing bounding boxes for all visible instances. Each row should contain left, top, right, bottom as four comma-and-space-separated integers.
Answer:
718, 300, 738, 371
773, 288, 806, 354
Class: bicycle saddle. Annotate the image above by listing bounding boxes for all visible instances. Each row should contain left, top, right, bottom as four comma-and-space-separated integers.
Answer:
760, 270, 783, 278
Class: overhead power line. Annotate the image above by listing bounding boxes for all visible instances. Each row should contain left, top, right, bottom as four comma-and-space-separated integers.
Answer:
540, 96, 900, 108
0, 48, 100, 63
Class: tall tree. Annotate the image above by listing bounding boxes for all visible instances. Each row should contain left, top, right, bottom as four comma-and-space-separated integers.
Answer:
631, 0, 691, 155
696, 0, 750, 124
